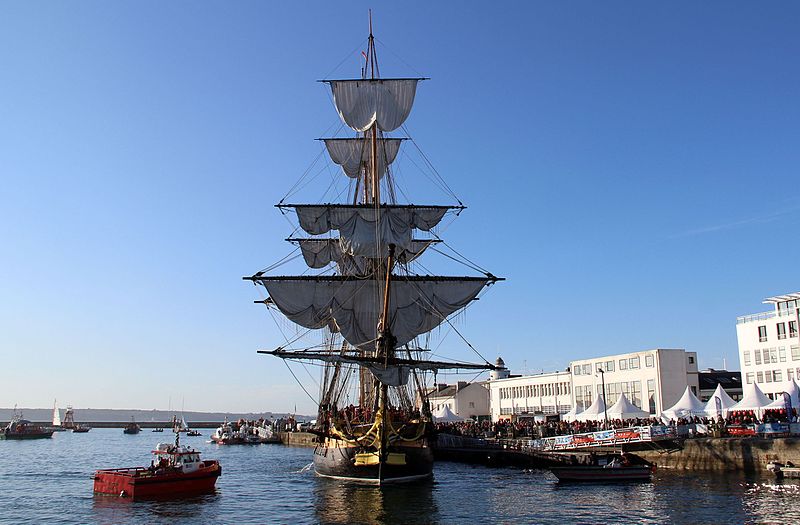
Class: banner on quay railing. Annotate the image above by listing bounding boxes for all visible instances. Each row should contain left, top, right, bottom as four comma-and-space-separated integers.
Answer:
757, 423, 789, 436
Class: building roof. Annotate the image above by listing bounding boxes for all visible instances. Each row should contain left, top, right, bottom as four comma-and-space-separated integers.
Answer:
428, 385, 458, 398
698, 370, 742, 391
763, 292, 800, 304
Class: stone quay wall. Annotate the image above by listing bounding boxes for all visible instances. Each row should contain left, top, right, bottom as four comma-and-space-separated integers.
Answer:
637, 437, 800, 473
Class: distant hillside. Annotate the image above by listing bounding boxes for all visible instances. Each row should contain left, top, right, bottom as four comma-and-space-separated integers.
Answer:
0, 407, 312, 423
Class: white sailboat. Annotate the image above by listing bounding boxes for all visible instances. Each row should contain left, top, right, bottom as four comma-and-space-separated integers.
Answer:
51, 400, 67, 431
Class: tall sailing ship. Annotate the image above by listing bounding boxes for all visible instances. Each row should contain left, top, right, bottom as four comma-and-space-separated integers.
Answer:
246, 18, 502, 484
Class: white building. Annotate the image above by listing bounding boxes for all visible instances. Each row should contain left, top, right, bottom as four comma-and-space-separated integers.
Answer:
427, 381, 490, 420
569, 349, 699, 416
736, 291, 800, 399
488, 370, 572, 420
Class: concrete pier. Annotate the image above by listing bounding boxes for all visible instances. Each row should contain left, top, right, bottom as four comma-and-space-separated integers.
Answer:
278, 431, 318, 447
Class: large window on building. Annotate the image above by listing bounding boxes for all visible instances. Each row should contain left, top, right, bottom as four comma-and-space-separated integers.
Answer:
757, 371, 764, 383
779, 347, 787, 362
629, 357, 640, 369
789, 369, 795, 381
745, 372, 754, 384
778, 322, 787, 340
605, 360, 614, 372
744, 351, 751, 366
759, 325, 768, 342
582, 364, 591, 375
774, 370, 783, 382
778, 299, 798, 311
647, 379, 656, 414
755, 349, 762, 365
790, 321, 798, 339
645, 355, 654, 368
792, 345, 800, 361
770, 348, 778, 363
619, 359, 627, 370
631, 381, 643, 408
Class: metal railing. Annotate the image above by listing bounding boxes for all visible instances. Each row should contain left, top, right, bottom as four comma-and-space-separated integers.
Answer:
737, 308, 799, 324
522, 425, 677, 452
737, 311, 776, 324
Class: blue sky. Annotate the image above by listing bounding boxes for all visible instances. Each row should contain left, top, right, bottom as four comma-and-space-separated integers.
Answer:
1, 2, 798, 414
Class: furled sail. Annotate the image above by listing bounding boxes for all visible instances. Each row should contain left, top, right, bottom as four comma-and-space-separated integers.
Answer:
291, 238, 437, 269
281, 204, 457, 258
250, 276, 492, 350
325, 79, 422, 132
323, 138, 403, 179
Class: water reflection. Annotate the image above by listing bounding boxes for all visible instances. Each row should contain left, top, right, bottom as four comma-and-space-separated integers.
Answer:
742, 479, 800, 525
313, 477, 439, 525
90, 492, 221, 525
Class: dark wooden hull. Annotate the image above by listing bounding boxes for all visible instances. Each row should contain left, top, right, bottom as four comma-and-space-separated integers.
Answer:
313, 438, 433, 484
550, 465, 653, 482
1, 430, 54, 440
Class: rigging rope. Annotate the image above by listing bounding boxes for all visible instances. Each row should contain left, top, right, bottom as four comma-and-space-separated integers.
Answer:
321, 37, 370, 80
373, 37, 427, 78
282, 359, 318, 406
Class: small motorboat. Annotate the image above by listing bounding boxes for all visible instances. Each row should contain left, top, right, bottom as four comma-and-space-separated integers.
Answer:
210, 419, 260, 445
72, 424, 91, 433
123, 418, 141, 435
550, 453, 655, 482
767, 461, 800, 479
186, 430, 201, 437
1, 412, 54, 440
93, 432, 221, 499
152, 428, 164, 433
256, 422, 281, 444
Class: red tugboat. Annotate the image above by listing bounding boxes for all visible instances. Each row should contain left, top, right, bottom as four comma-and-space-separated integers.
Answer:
93, 431, 221, 499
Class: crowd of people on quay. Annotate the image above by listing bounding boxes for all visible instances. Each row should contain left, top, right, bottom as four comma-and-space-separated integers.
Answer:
433, 417, 661, 439
433, 408, 799, 439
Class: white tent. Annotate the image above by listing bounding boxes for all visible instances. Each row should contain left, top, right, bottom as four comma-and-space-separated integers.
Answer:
432, 405, 463, 422
606, 393, 651, 420
662, 386, 707, 420
703, 383, 738, 418
561, 405, 583, 423
575, 395, 608, 422
729, 382, 772, 415
765, 380, 800, 409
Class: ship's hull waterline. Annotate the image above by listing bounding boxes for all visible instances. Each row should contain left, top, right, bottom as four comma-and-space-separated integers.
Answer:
313, 438, 433, 484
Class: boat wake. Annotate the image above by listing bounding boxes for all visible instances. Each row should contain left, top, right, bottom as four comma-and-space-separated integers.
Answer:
297, 462, 314, 474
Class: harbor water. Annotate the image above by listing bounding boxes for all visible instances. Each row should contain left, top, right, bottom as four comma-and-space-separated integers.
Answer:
2, 429, 800, 524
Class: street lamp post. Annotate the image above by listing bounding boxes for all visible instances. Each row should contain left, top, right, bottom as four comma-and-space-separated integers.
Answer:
597, 367, 609, 430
